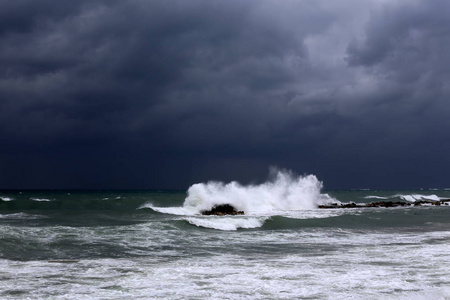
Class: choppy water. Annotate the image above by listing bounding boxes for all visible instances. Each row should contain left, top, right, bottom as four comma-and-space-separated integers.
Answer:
1, 172, 450, 299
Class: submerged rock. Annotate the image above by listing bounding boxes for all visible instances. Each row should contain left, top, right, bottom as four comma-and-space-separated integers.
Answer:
201, 204, 245, 216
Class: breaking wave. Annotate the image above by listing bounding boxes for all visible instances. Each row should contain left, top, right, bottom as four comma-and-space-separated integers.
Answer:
184, 216, 267, 231
397, 194, 441, 202
146, 169, 339, 230
363, 194, 444, 202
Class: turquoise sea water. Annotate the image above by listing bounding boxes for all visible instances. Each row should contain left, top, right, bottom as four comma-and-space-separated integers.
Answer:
1, 174, 450, 299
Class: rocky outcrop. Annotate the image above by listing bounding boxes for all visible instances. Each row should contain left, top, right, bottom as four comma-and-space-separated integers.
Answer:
319, 199, 450, 209
201, 204, 245, 216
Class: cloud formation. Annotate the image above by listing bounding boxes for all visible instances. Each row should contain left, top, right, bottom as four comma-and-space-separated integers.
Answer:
1, 0, 449, 189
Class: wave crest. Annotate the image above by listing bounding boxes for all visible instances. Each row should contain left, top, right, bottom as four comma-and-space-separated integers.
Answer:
184, 217, 267, 231
184, 170, 334, 214
145, 169, 339, 230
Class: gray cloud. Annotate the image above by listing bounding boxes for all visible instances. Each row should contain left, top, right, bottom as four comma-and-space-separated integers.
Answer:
1, 0, 449, 189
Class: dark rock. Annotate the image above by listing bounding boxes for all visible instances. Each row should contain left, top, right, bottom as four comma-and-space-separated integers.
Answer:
318, 205, 332, 209
201, 204, 244, 216
318, 203, 340, 209
318, 198, 450, 209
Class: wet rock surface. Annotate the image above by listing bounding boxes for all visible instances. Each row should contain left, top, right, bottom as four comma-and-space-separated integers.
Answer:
201, 204, 245, 215
319, 199, 450, 209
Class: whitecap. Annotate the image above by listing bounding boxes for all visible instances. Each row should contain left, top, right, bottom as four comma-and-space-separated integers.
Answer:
0, 196, 14, 201
184, 216, 267, 230
281, 209, 349, 219
364, 196, 388, 200
398, 194, 441, 202
30, 198, 52, 202
421, 194, 442, 201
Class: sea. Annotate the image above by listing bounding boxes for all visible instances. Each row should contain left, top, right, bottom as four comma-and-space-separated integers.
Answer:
1, 171, 450, 299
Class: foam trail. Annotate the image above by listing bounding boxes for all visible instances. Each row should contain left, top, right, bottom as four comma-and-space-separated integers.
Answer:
184, 217, 267, 231
147, 206, 199, 216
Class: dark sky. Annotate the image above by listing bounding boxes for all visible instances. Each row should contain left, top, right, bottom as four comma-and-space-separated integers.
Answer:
1, 0, 450, 189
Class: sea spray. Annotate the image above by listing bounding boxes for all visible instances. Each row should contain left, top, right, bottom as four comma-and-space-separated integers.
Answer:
145, 170, 339, 229
183, 169, 337, 214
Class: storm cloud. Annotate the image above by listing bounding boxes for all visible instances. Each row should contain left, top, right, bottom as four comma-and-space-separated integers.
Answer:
1, 0, 449, 189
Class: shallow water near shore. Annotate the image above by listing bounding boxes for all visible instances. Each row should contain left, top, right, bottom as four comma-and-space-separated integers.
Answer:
1, 176, 450, 299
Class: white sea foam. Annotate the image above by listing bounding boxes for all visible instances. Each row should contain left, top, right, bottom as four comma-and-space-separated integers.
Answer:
30, 198, 52, 202
184, 216, 267, 231
183, 170, 330, 214
398, 194, 441, 202
146, 170, 339, 229
281, 209, 349, 219
364, 195, 388, 199
1, 229, 450, 299
0, 196, 14, 201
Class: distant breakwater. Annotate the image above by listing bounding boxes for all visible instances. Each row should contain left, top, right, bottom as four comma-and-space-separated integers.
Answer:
319, 199, 450, 209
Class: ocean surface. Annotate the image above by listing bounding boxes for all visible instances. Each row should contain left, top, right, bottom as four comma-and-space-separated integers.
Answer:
1, 171, 450, 299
